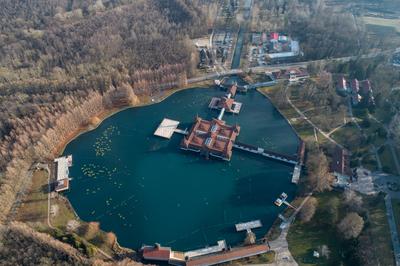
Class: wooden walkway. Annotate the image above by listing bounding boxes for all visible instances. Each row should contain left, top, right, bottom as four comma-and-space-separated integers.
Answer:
235, 220, 262, 232
233, 142, 298, 165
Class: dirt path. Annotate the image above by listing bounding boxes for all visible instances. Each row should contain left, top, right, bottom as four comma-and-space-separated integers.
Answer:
285, 85, 343, 148
267, 194, 313, 266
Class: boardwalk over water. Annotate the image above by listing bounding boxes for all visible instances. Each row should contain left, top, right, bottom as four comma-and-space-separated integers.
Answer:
235, 220, 262, 232
233, 141, 298, 165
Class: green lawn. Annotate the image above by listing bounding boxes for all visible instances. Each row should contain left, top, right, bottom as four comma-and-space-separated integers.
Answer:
379, 145, 398, 175
17, 170, 49, 224
287, 192, 344, 266
362, 16, 400, 33
362, 196, 395, 266
258, 87, 318, 142
331, 123, 367, 154
392, 199, 400, 239
287, 192, 395, 266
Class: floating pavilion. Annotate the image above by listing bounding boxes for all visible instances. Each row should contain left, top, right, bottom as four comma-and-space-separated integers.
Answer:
180, 116, 240, 161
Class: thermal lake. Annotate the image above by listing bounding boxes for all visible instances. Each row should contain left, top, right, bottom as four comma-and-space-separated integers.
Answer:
63, 86, 299, 251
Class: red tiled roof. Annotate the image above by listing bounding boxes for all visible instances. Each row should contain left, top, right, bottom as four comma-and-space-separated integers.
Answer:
330, 148, 351, 176
228, 85, 237, 97
181, 117, 240, 160
142, 246, 171, 261
186, 244, 269, 266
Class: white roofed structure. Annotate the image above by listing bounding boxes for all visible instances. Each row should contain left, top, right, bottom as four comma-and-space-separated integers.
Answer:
54, 156, 72, 192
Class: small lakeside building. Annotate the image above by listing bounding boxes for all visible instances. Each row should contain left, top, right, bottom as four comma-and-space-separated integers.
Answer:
54, 155, 72, 192
209, 97, 242, 114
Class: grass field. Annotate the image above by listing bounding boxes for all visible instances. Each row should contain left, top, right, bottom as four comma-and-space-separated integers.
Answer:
331, 122, 368, 156
258, 87, 316, 142
17, 170, 49, 224
379, 145, 398, 175
362, 195, 395, 266
16, 169, 120, 258
287, 192, 395, 266
362, 16, 400, 33
392, 199, 400, 239
287, 193, 344, 265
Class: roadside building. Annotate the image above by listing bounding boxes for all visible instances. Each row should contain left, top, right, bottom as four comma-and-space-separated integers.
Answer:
330, 148, 352, 187
350, 79, 361, 105
337, 76, 348, 92
360, 79, 375, 106
270, 32, 279, 41
348, 78, 375, 106
288, 68, 310, 83
271, 68, 309, 83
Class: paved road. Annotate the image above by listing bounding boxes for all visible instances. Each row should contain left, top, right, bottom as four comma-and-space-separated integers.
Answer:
385, 195, 400, 266
266, 194, 313, 266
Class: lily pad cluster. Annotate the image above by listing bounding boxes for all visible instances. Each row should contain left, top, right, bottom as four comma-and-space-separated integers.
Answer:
93, 125, 120, 156
81, 164, 117, 179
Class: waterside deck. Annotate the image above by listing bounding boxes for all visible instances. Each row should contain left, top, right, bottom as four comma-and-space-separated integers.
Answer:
154, 118, 187, 139
235, 220, 262, 232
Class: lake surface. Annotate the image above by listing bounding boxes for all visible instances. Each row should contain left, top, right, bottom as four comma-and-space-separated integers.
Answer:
63, 87, 299, 251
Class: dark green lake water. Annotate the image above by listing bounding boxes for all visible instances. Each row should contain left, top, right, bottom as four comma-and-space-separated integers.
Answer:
63, 87, 299, 251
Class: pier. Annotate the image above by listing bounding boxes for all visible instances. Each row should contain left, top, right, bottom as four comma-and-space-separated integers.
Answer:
235, 220, 262, 232
154, 118, 188, 139
233, 141, 298, 165
154, 118, 180, 139
291, 164, 301, 184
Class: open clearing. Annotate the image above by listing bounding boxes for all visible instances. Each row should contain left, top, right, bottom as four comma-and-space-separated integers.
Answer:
362, 16, 400, 33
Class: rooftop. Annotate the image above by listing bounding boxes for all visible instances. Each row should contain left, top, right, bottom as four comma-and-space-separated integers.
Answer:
54, 156, 70, 181
142, 245, 171, 261
181, 117, 240, 161
186, 244, 269, 266
330, 147, 351, 177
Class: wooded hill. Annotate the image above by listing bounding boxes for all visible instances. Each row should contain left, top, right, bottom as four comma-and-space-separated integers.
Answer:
0, 0, 209, 231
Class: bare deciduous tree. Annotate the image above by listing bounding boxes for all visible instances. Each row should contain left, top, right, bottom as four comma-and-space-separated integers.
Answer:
337, 212, 364, 239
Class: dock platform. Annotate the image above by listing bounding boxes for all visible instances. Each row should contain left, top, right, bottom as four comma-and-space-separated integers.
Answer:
154, 118, 180, 139
291, 164, 301, 184
184, 240, 227, 259
235, 220, 262, 232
